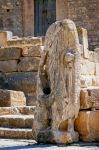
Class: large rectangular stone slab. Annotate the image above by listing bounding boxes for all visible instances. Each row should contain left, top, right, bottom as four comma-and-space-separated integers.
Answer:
0, 89, 26, 107
7, 37, 42, 47
96, 63, 99, 75
88, 51, 99, 63
0, 47, 21, 60
22, 45, 41, 57
0, 115, 33, 128
77, 28, 89, 59
75, 111, 99, 142
81, 60, 95, 75
96, 76, 99, 86
0, 106, 35, 115
18, 57, 40, 72
0, 127, 32, 139
80, 87, 99, 109
80, 75, 96, 88
0, 60, 18, 73
0, 72, 37, 94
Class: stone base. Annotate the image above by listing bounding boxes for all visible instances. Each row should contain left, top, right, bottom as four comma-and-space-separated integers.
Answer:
37, 129, 79, 144
75, 111, 99, 142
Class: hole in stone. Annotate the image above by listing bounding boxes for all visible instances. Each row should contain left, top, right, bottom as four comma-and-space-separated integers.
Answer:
40, 66, 51, 95
7, 9, 10, 12
43, 86, 51, 95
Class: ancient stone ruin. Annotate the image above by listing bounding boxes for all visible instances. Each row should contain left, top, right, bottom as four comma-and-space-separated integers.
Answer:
32, 19, 99, 143
0, 19, 98, 143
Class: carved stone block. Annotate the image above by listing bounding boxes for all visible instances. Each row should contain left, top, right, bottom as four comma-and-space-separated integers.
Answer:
32, 19, 81, 144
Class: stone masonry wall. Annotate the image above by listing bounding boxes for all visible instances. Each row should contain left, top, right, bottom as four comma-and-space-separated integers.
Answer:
0, 0, 34, 37
56, 0, 99, 50
0, 0, 23, 37
0, 31, 43, 106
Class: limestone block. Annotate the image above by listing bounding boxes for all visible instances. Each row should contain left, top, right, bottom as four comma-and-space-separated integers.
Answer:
96, 76, 99, 86
18, 57, 40, 72
75, 111, 99, 142
0, 72, 37, 94
7, 37, 42, 47
0, 47, 21, 60
80, 75, 94, 87
96, 63, 99, 75
0, 60, 18, 73
94, 52, 99, 63
77, 28, 89, 59
80, 87, 99, 109
0, 127, 32, 139
88, 51, 99, 63
0, 31, 12, 47
0, 106, 35, 115
81, 60, 95, 75
22, 45, 41, 57
88, 51, 94, 62
0, 89, 26, 107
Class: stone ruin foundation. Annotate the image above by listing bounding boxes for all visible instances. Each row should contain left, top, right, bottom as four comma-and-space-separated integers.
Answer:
32, 19, 99, 144
0, 19, 98, 143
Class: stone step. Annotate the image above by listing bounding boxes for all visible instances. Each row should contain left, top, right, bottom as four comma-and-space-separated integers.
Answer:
0, 115, 34, 128
7, 37, 43, 47
0, 106, 36, 115
0, 89, 26, 107
0, 127, 32, 139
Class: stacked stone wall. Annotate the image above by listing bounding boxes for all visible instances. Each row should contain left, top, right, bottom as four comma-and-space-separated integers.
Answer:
0, 31, 43, 106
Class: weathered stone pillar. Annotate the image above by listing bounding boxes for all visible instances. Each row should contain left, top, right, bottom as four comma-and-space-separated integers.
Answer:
32, 19, 81, 144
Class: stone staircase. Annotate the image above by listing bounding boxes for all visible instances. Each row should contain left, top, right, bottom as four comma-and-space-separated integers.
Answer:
0, 89, 35, 139
0, 30, 99, 142
0, 32, 43, 139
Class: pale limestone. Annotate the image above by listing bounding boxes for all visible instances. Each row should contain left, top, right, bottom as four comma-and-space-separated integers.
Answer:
0, 106, 35, 115
7, 37, 42, 47
81, 60, 95, 75
95, 63, 99, 75
80, 75, 93, 87
88, 51, 99, 63
96, 76, 99, 86
77, 28, 89, 59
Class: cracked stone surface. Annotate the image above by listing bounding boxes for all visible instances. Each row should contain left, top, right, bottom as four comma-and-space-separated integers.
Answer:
0, 139, 99, 150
